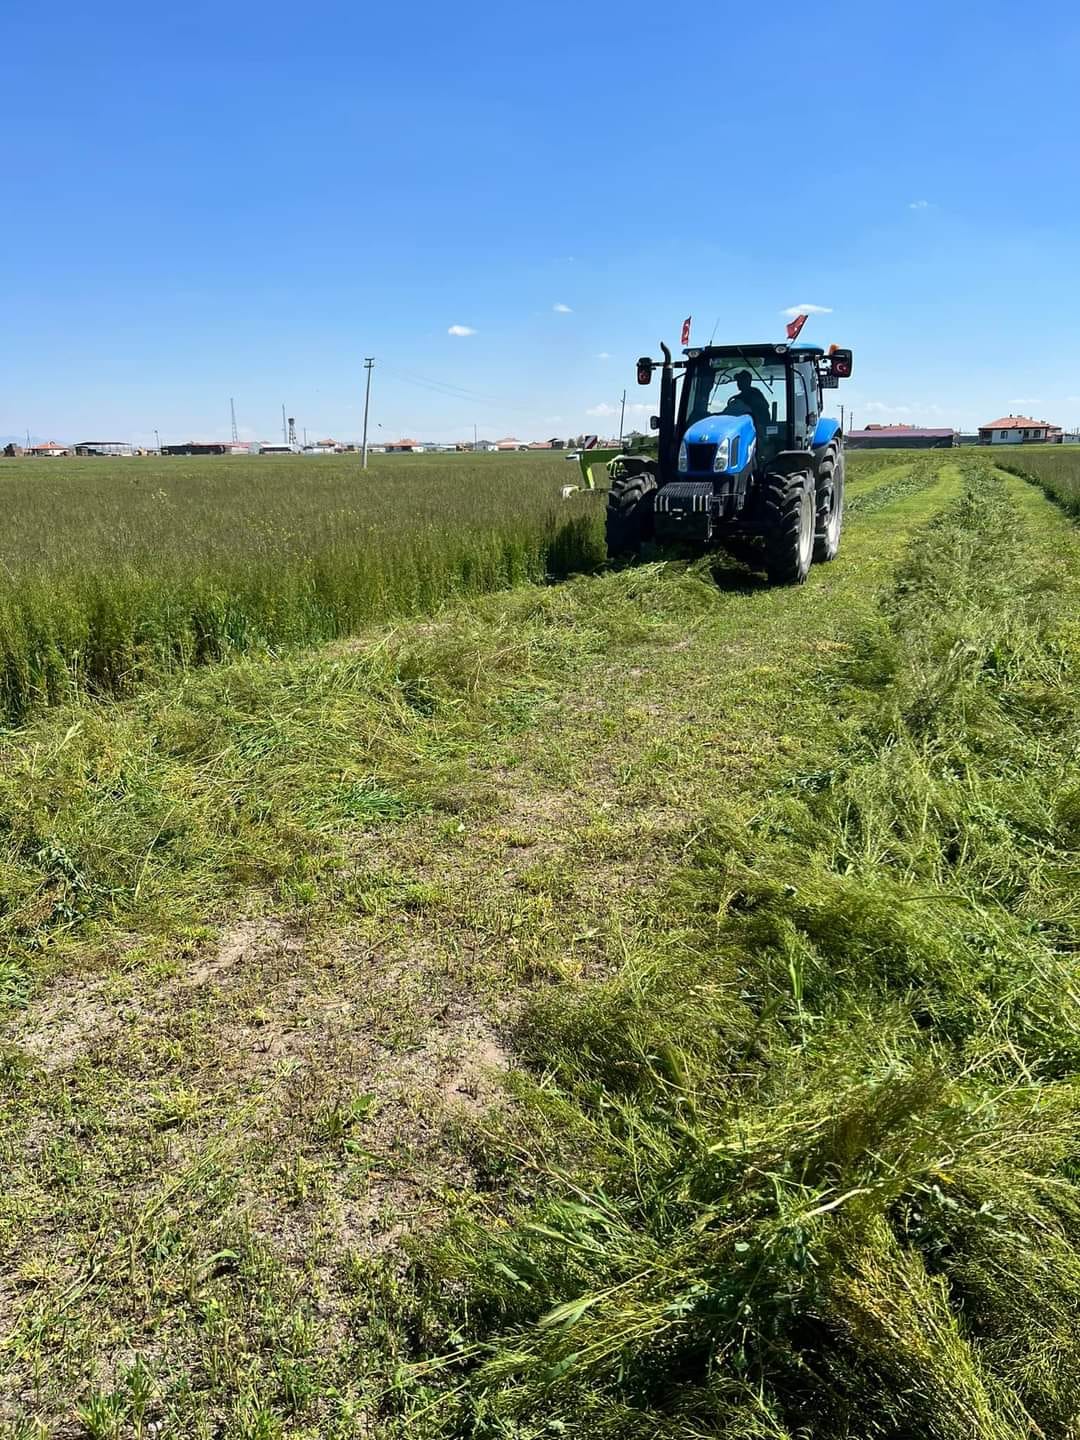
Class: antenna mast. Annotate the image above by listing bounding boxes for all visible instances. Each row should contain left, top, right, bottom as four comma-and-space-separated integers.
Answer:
230, 398, 239, 444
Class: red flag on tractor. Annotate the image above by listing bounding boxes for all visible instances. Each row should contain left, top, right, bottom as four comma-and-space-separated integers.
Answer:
785, 313, 808, 341
681, 316, 692, 346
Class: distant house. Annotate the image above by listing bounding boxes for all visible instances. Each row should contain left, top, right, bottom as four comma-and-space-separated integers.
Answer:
846, 426, 956, 450
27, 441, 70, 457
384, 438, 425, 453
471, 440, 498, 453
256, 442, 296, 455
494, 436, 528, 452
977, 415, 1059, 445
527, 440, 552, 450
547, 437, 565, 449
73, 440, 135, 457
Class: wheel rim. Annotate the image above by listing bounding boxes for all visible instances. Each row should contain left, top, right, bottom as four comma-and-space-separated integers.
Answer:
798, 489, 814, 571
827, 482, 843, 546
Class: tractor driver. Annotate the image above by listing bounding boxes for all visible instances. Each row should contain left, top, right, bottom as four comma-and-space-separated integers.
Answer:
723, 370, 771, 441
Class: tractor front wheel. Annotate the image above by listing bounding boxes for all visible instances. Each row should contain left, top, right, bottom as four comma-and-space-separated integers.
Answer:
763, 470, 814, 584
814, 443, 845, 563
605, 471, 657, 560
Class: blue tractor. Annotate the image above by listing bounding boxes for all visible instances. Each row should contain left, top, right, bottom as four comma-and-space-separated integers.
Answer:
605, 340, 853, 583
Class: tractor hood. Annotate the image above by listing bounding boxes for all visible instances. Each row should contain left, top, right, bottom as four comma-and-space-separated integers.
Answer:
678, 413, 755, 476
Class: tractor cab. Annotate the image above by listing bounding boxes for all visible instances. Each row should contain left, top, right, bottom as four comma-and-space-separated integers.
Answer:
675, 343, 841, 479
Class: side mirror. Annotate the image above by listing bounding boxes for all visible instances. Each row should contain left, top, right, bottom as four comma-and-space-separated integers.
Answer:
636, 357, 654, 385
649, 414, 660, 431
827, 346, 853, 379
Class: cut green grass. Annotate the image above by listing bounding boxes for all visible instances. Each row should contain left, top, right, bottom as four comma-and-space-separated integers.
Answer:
394, 460, 1080, 1439
4, 452, 1077, 1437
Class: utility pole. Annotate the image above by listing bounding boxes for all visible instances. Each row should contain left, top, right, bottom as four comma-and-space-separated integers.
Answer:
361, 357, 374, 469
840, 403, 845, 432
303, 426, 308, 448
473, 422, 478, 452
154, 428, 160, 454
230, 398, 239, 444
281, 404, 287, 443
618, 388, 626, 445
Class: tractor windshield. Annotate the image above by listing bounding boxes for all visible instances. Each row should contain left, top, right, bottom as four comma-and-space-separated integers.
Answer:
684, 356, 788, 460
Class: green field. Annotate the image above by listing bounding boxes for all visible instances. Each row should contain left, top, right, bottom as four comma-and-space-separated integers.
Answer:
1, 450, 1078, 1438
0, 453, 601, 725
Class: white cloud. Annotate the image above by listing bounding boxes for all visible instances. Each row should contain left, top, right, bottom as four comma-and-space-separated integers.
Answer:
447, 324, 476, 336
781, 303, 833, 317
909, 199, 931, 210
586, 401, 653, 417
1012, 396, 1042, 406
595, 352, 611, 360
863, 401, 914, 416
553, 302, 573, 313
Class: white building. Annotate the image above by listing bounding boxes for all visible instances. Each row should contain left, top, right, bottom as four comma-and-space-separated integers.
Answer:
978, 415, 1061, 445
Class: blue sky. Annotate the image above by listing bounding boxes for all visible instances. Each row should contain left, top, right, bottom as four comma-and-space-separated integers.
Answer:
4, 0, 1080, 444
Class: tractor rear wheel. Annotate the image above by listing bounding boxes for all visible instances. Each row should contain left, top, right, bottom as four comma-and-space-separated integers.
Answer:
605, 471, 657, 560
814, 442, 845, 563
762, 470, 814, 584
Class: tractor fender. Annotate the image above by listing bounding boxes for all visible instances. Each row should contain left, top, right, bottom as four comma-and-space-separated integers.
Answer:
812, 417, 842, 451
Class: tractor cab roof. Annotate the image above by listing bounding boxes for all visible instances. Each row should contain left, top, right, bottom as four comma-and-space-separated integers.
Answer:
683, 342, 825, 361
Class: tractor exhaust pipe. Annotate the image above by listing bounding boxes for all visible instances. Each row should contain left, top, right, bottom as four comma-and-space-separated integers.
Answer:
658, 342, 678, 482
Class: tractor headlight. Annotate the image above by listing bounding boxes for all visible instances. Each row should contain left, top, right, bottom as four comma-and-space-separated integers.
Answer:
712, 437, 731, 472
678, 440, 688, 472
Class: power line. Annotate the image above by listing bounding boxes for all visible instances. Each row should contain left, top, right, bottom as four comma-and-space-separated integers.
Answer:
377, 363, 538, 416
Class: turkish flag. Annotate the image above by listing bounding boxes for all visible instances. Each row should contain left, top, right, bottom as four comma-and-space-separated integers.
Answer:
786, 313, 808, 341
681, 316, 692, 346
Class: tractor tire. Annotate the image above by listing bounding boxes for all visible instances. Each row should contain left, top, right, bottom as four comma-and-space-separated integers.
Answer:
606, 471, 657, 560
762, 470, 815, 584
813, 442, 845, 563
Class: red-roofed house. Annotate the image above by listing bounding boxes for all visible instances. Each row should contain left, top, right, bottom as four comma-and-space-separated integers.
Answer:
28, 441, 70, 457
978, 416, 1061, 445
384, 438, 425, 453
